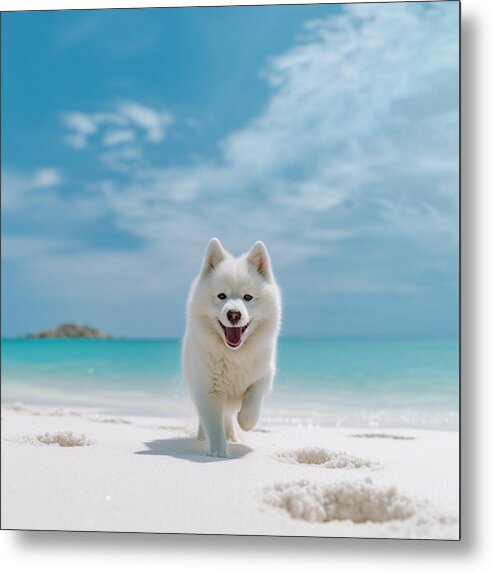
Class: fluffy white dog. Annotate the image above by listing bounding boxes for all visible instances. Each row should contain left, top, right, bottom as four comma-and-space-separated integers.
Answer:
182, 238, 281, 458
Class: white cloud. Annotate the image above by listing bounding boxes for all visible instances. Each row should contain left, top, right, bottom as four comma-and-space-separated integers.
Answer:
62, 112, 100, 148
2, 168, 63, 211
65, 133, 87, 150
63, 111, 98, 136
102, 129, 136, 147
117, 101, 173, 143
1, 237, 79, 260
31, 168, 64, 188
55, 16, 101, 49
61, 101, 173, 166
2, 167, 106, 263
54, 14, 159, 56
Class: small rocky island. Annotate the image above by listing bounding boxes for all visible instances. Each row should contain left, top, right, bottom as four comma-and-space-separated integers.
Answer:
26, 323, 112, 339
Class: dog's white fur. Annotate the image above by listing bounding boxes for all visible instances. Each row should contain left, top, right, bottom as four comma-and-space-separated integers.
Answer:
182, 238, 281, 458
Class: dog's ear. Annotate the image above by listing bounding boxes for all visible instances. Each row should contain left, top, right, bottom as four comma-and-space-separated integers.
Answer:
201, 238, 226, 276
247, 241, 272, 281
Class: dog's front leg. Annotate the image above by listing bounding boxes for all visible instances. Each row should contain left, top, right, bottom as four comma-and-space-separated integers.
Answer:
194, 389, 230, 458
238, 374, 272, 431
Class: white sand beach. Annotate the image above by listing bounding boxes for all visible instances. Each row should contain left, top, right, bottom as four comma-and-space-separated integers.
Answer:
1, 402, 459, 539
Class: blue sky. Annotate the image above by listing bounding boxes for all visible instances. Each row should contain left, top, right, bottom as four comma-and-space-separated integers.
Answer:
1, 2, 459, 339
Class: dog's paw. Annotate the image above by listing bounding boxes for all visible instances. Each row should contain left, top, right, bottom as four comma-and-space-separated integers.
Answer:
238, 403, 260, 432
197, 425, 206, 441
227, 433, 241, 444
208, 446, 231, 459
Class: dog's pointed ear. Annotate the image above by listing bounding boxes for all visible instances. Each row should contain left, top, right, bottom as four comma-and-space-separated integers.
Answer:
247, 241, 272, 281
201, 238, 226, 276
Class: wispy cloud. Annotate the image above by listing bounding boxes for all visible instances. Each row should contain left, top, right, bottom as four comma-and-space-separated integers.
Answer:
2, 167, 105, 247
116, 101, 172, 143
55, 16, 101, 49
1, 236, 80, 261
102, 129, 135, 147
2, 168, 63, 212
61, 101, 173, 171
54, 13, 160, 56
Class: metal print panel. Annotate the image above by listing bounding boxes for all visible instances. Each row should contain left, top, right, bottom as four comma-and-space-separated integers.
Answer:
1, 1, 460, 539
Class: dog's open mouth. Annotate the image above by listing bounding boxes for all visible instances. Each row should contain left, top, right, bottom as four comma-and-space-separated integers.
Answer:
219, 321, 250, 348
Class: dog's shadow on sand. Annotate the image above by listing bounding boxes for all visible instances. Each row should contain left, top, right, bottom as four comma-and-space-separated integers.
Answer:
135, 438, 252, 463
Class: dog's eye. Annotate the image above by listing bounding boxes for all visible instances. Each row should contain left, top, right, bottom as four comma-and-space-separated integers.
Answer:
243, 294, 253, 302
217, 293, 227, 300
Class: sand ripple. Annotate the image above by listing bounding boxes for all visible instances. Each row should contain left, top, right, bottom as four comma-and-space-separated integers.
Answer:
274, 447, 374, 469
264, 480, 415, 523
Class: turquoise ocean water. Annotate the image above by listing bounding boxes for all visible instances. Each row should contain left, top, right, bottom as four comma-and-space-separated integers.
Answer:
1, 338, 459, 429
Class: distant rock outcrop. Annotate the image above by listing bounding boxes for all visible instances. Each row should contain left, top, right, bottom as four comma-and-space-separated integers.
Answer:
26, 323, 112, 339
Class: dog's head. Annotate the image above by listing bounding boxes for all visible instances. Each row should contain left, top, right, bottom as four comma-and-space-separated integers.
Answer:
190, 238, 281, 350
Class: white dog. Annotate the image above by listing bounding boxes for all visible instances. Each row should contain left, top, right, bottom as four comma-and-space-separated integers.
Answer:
182, 238, 281, 458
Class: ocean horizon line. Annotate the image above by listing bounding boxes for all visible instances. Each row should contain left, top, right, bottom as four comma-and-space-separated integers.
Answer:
1, 334, 459, 342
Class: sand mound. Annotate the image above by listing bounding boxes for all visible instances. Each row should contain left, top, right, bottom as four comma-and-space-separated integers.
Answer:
264, 480, 415, 523
90, 415, 132, 425
35, 431, 93, 447
350, 433, 416, 440
4, 402, 41, 416
274, 447, 374, 469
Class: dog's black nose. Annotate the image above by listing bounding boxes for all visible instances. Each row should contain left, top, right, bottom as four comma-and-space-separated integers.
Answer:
227, 310, 241, 325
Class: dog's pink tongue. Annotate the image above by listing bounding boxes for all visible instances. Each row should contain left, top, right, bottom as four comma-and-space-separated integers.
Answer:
225, 327, 242, 347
